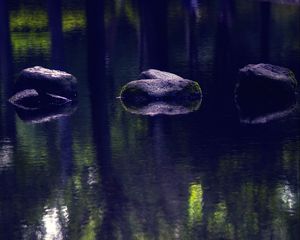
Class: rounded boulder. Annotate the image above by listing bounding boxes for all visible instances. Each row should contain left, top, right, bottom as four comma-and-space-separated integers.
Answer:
14, 66, 78, 100
235, 63, 297, 103
120, 78, 202, 104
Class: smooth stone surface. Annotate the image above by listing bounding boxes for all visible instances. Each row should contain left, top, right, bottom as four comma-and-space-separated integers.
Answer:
236, 63, 297, 106
139, 69, 183, 80
120, 78, 202, 104
15, 66, 78, 100
121, 99, 201, 116
237, 63, 297, 90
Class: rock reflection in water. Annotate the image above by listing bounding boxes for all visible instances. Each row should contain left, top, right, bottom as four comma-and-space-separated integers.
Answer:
0, 140, 13, 171
14, 103, 77, 124
238, 103, 297, 124
120, 98, 201, 116
9, 89, 77, 123
236, 93, 297, 124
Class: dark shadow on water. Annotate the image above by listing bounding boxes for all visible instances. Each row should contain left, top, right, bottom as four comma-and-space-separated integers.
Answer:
86, 1, 131, 239
48, 0, 64, 69
184, 0, 200, 79
139, 0, 168, 70
0, 1, 17, 238
260, 1, 271, 62
235, 88, 297, 124
48, 0, 74, 186
0, 0, 15, 138
14, 102, 77, 124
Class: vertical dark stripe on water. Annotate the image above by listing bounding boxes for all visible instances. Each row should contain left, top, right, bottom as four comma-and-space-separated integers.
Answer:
0, 0, 15, 138
48, 0, 74, 188
0, 1, 17, 239
212, 0, 236, 113
48, 0, 64, 69
139, 0, 168, 70
86, 1, 131, 239
260, 1, 271, 62
185, 1, 199, 79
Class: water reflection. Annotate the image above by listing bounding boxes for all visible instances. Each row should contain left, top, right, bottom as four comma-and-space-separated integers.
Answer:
188, 183, 203, 225
14, 102, 77, 124
278, 182, 297, 212
0, 0, 299, 239
41, 206, 68, 240
120, 97, 202, 116
0, 140, 14, 170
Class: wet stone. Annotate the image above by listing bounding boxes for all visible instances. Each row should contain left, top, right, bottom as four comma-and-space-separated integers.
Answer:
120, 78, 202, 104
235, 63, 297, 124
9, 89, 72, 110
236, 63, 297, 99
8, 88, 77, 124
14, 66, 78, 100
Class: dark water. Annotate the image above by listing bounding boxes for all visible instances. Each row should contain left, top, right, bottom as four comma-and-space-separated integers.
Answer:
0, 0, 300, 239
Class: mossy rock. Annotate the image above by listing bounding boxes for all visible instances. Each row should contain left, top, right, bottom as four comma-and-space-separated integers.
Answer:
120, 99, 201, 116
120, 78, 202, 105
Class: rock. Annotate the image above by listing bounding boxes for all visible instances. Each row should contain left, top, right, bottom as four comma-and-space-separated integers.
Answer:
9, 89, 77, 123
236, 63, 297, 105
120, 99, 201, 116
9, 66, 78, 123
14, 66, 77, 100
9, 89, 72, 110
235, 63, 297, 124
139, 69, 183, 80
236, 63, 297, 94
120, 78, 202, 104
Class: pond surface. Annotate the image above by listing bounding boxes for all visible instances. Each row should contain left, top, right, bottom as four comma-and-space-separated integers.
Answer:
0, 0, 300, 239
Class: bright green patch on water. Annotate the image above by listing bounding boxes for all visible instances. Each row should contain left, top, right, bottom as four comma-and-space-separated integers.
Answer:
188, 183, 203, 225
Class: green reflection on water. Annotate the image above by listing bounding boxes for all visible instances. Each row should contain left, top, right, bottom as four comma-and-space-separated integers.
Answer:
9, 9, 86, 57
207, 202, 234, 240
16, 119, 52, 167
63, 10, 86, 32
79, 217, 97, 240
105, 0, 139, 30
10, 9, 48, 32
188, 183, 203, 225
10, 9, 86, 33
11, 32, 50, 57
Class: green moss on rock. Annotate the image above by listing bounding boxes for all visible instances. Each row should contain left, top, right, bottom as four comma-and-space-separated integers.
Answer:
120, 78, 202, 105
